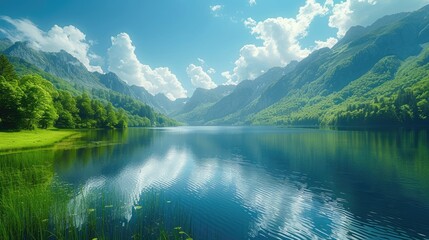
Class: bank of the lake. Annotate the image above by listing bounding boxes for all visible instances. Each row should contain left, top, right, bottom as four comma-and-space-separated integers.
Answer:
1, 127, 429, 239
0, 130, 78, 151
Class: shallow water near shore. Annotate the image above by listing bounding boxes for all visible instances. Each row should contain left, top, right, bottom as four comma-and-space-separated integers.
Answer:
2, 126, 429, 239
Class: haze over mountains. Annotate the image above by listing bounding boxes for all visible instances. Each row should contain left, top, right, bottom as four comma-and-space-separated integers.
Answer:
2, 4, 429, 127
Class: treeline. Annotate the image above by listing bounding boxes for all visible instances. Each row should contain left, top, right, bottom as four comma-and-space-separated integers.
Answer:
90, 89, 175, 127
0, 55, 175, 130
333, 89, 429, 126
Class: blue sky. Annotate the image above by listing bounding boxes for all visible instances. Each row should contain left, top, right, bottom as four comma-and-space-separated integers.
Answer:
1, 0, 429, 99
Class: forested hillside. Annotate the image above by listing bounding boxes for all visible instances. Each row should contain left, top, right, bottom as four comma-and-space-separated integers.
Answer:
176, 5, 429, 127
0, 55, 177, 130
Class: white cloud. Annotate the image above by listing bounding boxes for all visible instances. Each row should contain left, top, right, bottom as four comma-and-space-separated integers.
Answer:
0, 16, 103, 73
210, 5, 223, 12
314, 37, 338, 49
187, 64, 217, 89
210, 4, 223, 17
249, 0, 256, 6
208, 67, 216, 75
244, 17, 257, 28
108, 33, 187, 100
328, 0, 429, 37
223, 0, 328, 84
324, 0, 334, 7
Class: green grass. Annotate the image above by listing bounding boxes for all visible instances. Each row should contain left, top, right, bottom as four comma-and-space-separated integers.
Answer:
0, 144, 193, 239
0, 129, 77, 151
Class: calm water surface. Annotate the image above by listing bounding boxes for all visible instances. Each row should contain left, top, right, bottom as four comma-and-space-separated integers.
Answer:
36, 127, 429, 238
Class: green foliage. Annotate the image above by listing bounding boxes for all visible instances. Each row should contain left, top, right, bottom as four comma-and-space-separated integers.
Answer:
91, 88, 178, 127
252, 47, 429, 127
0, 76, 23, 129
0, 54, 178, 130
0, 55, 18, 81
19, 75, 58, 129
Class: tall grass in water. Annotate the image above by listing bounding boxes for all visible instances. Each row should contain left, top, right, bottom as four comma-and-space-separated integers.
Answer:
0, 151, 70, 239
0, 151, 193, 239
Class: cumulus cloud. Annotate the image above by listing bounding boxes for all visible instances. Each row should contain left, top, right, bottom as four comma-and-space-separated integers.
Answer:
314, 37, 338, 49
249, 0, 256, 6
328, 0, 429, 37
187, 64, 217, 89
108, 33, 187, 100
0, 16, 103, 73
324, 0, 334, 7
223, 0, 328, 84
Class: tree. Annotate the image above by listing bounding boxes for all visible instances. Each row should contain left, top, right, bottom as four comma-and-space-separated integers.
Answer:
116, 108, 128, 128
0, 55, 18, 81
92, 100, 107, 128
105, 103, 118, 128
0, 76, 23, 129
76, 93, 95, 128
54, 91, 80, 128
19, 83, 56, 129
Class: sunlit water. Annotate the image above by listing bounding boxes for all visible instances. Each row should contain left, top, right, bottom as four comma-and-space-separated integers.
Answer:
28, 127, 429, 238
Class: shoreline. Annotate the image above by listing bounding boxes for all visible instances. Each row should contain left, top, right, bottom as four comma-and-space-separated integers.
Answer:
0, 129, 78, 152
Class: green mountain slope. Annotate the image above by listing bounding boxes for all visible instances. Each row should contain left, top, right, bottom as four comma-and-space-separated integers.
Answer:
2, 41, 175, 115
190, 5, 429, 127
4, 42, 106, 89
1, 51, 178, 127
251, 5, 429, 126
173, 85, 235, 125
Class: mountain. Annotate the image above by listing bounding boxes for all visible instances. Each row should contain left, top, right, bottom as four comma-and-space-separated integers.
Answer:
185, 5, 429, 126
0, 38, 13, 52
180, 85, 235, 114
173, 85, 235, 124
175, 63, 296, 125
153, 93, 187, 115
97, 71, 134, 96
1, 41, 177, 114
204, 64, 296, 125
3, 4, 429, 127
1, 42, 180, 127
4, 42, 106, 89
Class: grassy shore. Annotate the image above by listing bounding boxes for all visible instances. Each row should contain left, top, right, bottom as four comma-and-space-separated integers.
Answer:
0, 129, 77, 151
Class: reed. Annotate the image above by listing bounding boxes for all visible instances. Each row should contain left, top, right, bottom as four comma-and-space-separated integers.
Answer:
0, 152, 193, 240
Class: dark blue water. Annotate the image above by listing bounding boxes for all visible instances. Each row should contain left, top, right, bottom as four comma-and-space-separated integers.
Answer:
53, 127, 429, 239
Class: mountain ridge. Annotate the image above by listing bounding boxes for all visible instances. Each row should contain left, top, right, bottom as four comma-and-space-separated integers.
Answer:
1, 41, 178, 115
2, 4, 429, 127
177, 4, 429, 126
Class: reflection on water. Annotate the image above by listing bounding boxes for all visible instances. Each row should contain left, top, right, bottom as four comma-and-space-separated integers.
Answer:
52, 127, 429, 239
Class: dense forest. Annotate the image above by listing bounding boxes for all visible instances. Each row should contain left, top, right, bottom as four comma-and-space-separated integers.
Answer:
0, 55, 176, 130
251, 53, 429, 127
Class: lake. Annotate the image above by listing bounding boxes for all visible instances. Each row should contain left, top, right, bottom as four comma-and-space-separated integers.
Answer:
2, 127, 429, 239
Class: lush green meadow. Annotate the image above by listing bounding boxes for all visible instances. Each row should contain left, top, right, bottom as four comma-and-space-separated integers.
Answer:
0, 130, 77, 151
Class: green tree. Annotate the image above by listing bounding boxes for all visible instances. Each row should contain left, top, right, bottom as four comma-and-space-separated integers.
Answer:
0, 55, 18, 81
18, 75, 58, 129
54, 91, 80, 128
105, 103, 118, 128
76, 93, 95, 128
0, 76, 23, 129
92, 100, 107, 128
116, 108, 128, 128
417, 99, 429, 120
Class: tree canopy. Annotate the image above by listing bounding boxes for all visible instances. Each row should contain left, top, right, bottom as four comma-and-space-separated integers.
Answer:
0, 54, 173, 130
